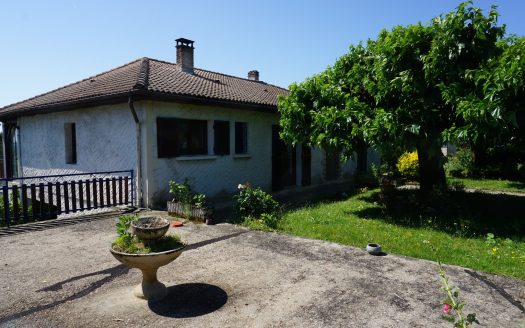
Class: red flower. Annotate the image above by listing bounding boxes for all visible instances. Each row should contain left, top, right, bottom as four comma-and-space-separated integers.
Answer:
443, 304, 451, 315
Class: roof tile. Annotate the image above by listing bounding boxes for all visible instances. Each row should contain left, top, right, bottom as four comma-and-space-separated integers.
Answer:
0, 58, 288, 116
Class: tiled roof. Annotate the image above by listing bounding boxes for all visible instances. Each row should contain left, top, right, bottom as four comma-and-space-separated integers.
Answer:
0, 58, 289, 118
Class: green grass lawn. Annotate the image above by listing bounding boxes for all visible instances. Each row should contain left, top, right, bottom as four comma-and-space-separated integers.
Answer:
448, 177, 525, 193
278, 189, 525, 280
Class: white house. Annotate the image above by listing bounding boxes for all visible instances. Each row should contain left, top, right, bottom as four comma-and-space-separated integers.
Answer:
0, 38, 363, 208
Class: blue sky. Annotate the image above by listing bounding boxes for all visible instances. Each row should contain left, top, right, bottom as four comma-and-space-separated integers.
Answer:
1, 0, 524, 107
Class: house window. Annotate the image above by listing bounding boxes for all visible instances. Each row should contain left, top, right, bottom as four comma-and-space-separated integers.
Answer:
157, 118, 208, 157
64, 123, 77, 164
214, 120, 230, 155
235, 122, 248, 154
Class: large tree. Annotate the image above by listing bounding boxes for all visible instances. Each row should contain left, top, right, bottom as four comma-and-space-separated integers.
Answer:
278, 1, 508, 192
278, 44, 375, 173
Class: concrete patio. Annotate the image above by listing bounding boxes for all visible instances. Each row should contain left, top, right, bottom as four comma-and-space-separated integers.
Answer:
0, 212, 524, 327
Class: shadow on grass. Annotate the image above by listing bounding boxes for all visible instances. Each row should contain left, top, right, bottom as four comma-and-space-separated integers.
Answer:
508, 182, 525, 190
148, 283, 227, 318
351, 190, 525, 239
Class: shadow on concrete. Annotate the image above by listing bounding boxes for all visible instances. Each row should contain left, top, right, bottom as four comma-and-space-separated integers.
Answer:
0, 264, 130, 324
37, 264, 129, 292
184, 231, 247, 251
465, 269, 525, 314
148, 283, 227, 318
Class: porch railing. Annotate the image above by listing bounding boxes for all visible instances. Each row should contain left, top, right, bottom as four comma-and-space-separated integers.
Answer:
0, 170, 134, 227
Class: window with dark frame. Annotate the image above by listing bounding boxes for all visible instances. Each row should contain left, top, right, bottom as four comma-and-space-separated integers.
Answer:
214, 120, 230, 155
235, 122, 248, 154
157, 118, 208, 157
64, 123, 77, 164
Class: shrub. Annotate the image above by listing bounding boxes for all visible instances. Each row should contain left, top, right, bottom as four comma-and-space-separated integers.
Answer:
517, 163, 525, 181
445, 148, 474, 178
260, 213, 280, 229
234, 183, 280, 222
0, 195, 33, 225
169, 180, 192, 204
396, 151, 419, 179
169, 179, 207, 208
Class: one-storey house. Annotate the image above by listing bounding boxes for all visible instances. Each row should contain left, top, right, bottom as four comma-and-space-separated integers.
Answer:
0, 38, 368, 208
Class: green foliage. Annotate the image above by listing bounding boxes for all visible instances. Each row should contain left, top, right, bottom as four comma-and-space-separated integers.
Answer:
278, 1, 517, 192
234, 183, 280, 224
396, 151, 419, 179
169, 179, 207, 208
112, 234, 183, 254
424, 240, 479, 327
169, 180, 192, 204
445, 149, 474, 178
260, 213, 281, 230
192, 193, 207, 208
448, 177, 525, 193
0, 195, 34, 225
112, 214, 183, 254
485, 233, 525, 263
278, 43, 373, 158
517, 163, 525, 181
116, 215, 137, 238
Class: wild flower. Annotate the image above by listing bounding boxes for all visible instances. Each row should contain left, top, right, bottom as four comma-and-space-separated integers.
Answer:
443, 304, 451, 315
423, 240, 479, 327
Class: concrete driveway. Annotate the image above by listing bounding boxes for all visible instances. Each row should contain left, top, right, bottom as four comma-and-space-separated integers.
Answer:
0, 213, 524, 327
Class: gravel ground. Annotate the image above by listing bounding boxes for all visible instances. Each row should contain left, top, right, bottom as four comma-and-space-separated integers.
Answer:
0, 212, 524, 327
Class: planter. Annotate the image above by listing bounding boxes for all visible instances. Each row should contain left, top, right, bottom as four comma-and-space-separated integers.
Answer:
131, 217, 170, 241
366, 243, 382, 255
110, 245, 185, 301
167, 201, 213, 223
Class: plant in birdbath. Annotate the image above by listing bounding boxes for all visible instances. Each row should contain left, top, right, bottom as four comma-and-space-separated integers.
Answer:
112, 215, 183, 254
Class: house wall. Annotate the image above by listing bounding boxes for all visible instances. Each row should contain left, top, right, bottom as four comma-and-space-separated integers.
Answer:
16, 100, 366, 209
142, 101, 279, 207
18, 104, 138, 177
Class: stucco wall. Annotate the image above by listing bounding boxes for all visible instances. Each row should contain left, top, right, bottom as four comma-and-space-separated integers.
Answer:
142, 101, 280, 207
18, 104, 138, 177
16, 100, 366, 209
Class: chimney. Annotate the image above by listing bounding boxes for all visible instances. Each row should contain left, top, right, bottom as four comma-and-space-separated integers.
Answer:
175, 38, 195, 74
248, 70, 259, 81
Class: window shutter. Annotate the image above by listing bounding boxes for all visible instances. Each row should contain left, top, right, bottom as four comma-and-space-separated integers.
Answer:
235, 122, 248, 154
214, 120, 230, 155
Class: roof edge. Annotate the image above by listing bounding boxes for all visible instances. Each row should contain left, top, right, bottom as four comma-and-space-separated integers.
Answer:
0, 90, 278, 121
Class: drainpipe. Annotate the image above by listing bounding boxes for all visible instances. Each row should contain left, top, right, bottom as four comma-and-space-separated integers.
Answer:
15, 124, 22, 178
1, 122, 7, 179
128, 94, 143, 208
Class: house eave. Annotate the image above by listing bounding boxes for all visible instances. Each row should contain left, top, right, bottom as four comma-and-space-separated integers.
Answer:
0, 91, 279, 121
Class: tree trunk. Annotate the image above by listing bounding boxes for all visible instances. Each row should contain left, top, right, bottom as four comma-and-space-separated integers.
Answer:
417, 143, 447, 193
356, 140, 368, 174
471, 142, 487, 177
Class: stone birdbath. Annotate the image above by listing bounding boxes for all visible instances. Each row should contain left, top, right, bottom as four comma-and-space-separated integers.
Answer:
110, 216, 186, 301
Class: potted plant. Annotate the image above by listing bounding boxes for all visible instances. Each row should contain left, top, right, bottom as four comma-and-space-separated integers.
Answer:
167, 180, 214, 223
